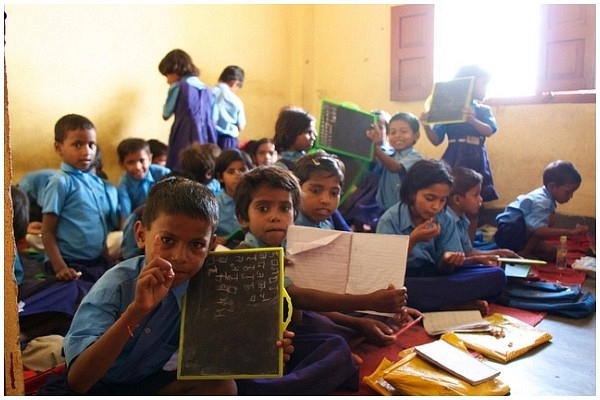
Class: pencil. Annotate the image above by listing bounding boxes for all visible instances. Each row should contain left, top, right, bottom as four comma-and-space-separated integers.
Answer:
394, 315, 423, 337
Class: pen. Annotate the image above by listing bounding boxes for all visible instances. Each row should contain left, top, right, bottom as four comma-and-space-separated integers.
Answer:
394, 315, 423, 337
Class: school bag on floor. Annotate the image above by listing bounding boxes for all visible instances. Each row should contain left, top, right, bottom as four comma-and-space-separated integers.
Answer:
499, 280, 596, 318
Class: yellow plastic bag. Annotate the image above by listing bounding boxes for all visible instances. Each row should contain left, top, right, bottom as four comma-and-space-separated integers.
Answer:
364, 347, 511, 396
445, 313, 553, 363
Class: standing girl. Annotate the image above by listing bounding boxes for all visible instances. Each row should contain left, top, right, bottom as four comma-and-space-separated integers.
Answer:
421, 65, 499, 240
376, 159, 506, 315
158, 49, 217, 171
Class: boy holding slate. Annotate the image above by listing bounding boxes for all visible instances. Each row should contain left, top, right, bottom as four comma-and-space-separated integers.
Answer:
365, 112, 424, 213
232, 166, 412, 395
38, 177, 294, 395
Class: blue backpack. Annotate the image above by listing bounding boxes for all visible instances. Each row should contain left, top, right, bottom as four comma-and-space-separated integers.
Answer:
500, 281, 596, 318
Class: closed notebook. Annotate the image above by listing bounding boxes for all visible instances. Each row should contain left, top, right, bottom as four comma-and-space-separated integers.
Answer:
423, 310, 491, 336
414, 340, 501, 386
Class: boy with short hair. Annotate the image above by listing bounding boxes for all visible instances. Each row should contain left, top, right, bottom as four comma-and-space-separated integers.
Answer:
447, 166, 519, 264
116, 138, 171, 228
41, 114, 119, 282
38, 176, 294, 395
365, 112, 424, 213
494, 160, 589, 261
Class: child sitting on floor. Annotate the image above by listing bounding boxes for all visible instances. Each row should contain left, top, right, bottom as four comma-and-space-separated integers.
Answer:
116, 138, 171, 229
38, 176, 294, 395
447, 166, 520, 263
494, 160, 588, 261
376, 159, 506, 316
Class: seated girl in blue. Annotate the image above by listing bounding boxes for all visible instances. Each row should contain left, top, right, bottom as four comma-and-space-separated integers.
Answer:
376, 159, 506, 315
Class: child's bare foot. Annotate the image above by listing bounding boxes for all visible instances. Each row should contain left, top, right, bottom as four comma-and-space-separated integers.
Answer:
440, 300, 489, 317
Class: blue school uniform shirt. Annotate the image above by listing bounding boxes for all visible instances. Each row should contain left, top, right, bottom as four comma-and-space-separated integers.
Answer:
274, 151, 305, 170
295, 212, 335, 230
446, 207, 473, 254
117, 164, 171, 219
495, 186, 557, 231
376, 202, 462, 277
205, 178, 223, 196
63, 256, 186, 384
212, 82, 246, 139
17, 168, 57, 206
375, 146, 423, 212
42, 163, 114, 262
216, 191, 240, 237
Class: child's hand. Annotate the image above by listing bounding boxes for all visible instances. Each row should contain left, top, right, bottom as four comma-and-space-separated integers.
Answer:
27, 221, 43, 235
419, 111, 430, 124
496, 249, 520, 258
365, 124, 384, 146
410, 219, 440, 243
440, 251, 465, 272
369, 284, 407, 313
277, 330, 295, 363
133, 235, 175, 315
212, 236, 227, 250
55, 266, 81, 281
355, 318, 397, 347
467, 254, 501, 266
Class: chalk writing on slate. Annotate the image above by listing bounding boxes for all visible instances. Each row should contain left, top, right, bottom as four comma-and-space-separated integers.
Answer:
317, 100, 376, 162
178, 247, 285, 379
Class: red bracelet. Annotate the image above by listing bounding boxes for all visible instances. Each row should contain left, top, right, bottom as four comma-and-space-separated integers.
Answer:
121, 316, 139, 337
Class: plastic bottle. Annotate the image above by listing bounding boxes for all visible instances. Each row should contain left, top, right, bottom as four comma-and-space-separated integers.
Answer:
555, 235, 568, 269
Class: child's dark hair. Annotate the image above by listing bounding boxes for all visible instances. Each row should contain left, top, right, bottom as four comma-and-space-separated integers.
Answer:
389, 112, 420, 134
372, 109, 391, 132
54, 114, 95, 142
11, 185, 29, 241
91, 145, 108, 180
179, 143, 215, 184
543, 160, 582, 187
400, 159, 453, 205
455, 64, 492, 82
450, 166, 482, 196
218, 65, 245, 88
158, 49, 199, 77
141, 176, 218, 231
273, 106, 315, 152
148, 139, 168, 159
293, 150, 345, 188
117, 138, 151, 163
214, 148, 254, 188
234, 166, 301, 223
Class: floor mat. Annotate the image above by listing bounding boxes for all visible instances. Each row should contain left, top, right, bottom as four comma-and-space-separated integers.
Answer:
331, 304, 547, 396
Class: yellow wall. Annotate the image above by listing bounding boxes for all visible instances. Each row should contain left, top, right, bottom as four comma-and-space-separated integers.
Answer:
5, 4, 596, 217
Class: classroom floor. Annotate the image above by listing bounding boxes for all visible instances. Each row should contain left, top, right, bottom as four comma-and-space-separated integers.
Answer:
488, 275, 596, 396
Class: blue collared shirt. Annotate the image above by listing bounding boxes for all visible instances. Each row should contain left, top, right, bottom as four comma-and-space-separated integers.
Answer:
376, 202, 462, 276
375, 146, 424, 212
446, 207, 473, 254
64, 256, 188, 383
216, 191, 240, 237
295, 212, 335, 230
117, 164, 171, 219
42, 163, 114, 261
212, 82, 246, 138
495, 186, 557, 231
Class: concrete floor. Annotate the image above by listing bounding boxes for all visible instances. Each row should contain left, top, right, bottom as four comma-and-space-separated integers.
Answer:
488, 276, 596, 396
